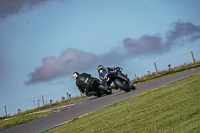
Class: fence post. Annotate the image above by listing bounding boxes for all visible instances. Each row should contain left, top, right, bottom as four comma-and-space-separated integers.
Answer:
41, 95, 45, 106
191, 51, 195, 63
4, 106, 7, 117
154, 62, 158, 74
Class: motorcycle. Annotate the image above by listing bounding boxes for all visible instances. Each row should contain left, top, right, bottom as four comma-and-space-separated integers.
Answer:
104, 67, 135, 92
96, 82, 112, 96
89, 79, 112, 97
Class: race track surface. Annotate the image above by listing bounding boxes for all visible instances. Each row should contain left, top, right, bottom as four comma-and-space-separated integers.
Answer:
1, 69, 200, 133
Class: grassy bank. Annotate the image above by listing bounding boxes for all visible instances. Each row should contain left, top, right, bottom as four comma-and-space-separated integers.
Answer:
47, 73, 200, 133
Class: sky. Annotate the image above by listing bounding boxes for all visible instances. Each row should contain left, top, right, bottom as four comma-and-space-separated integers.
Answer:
0, 0, 200, 112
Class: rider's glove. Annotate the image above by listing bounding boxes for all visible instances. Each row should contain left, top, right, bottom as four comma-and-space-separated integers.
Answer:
106, 77, 110, 82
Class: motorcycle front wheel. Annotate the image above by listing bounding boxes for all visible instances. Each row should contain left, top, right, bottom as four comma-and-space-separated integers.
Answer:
114, 79, 130, 92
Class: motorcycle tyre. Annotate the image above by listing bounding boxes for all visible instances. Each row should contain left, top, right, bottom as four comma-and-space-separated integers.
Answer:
114, 79, 130, 92
96, 91, 102, 97
131, 85, 136, 90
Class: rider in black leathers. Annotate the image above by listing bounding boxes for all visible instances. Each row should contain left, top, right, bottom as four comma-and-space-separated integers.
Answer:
73, 72, 101, 96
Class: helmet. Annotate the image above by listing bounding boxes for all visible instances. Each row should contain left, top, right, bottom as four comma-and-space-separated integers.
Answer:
97, 65, 104, 70
73, 72, 79, 80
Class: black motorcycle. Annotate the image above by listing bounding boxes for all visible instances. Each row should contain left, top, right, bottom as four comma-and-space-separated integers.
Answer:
104, 67, 135, 92
96, 82, 112, 96
88, 79, 112, 97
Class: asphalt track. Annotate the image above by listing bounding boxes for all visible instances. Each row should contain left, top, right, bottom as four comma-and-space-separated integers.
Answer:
1, 69, 200, 133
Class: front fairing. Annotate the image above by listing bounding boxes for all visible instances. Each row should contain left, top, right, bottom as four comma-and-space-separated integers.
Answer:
117, 72, 128, 82
116, 72, 133, 88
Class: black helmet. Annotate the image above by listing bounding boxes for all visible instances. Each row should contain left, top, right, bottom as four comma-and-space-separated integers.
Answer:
73, 72, 79, 80
97, 65, 104, 70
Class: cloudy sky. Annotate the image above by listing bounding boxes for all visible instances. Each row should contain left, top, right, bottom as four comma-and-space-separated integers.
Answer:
0, 0, 200, 110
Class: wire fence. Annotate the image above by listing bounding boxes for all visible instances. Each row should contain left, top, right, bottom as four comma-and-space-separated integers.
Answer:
156, 53, 193, 71
4, 96, 41, 117
0, 107, 4, 119
0, 86, 80, 117
193, 49, 200, 62
125, 63, 155, 80
42, 86, 79, 106
124, 50, 200, 80
1, 50, 200, 118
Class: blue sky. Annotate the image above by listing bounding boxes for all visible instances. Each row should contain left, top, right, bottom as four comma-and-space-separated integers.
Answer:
0, 0, 200, 109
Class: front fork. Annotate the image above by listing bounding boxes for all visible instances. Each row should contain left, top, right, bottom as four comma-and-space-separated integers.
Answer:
120, 73, 132, 88
128, 79, 133, 88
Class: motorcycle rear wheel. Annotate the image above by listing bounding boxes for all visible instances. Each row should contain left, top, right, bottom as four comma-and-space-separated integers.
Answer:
98, 84, 112, 95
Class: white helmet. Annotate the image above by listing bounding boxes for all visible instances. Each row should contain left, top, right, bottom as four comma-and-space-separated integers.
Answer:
73, 72, 79, 80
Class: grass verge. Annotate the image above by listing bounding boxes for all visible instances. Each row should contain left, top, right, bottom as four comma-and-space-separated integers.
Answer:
47, 73, 200, 133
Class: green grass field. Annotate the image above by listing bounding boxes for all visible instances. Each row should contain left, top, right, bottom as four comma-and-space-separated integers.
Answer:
47, 74, 200, 133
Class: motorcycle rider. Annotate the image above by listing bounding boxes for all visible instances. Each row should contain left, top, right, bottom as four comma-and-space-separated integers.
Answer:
73, 72, 102, 97
97, 65, 119, 91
